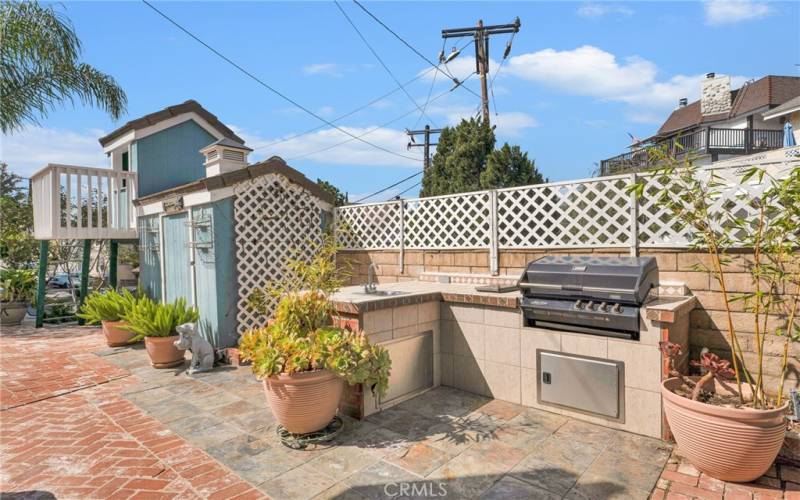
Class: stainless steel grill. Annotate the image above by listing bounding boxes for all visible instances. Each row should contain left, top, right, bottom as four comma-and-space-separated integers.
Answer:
519, 255, 658, 340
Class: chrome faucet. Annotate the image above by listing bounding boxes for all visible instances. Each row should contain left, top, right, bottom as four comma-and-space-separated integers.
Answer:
365, 263, 378, 293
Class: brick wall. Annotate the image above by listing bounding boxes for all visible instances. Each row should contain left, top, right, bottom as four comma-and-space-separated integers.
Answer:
337, 248, 799, 397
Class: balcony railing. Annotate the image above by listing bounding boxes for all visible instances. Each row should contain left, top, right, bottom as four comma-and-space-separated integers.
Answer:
600, 128, 785, 176
31, 164, 138, 240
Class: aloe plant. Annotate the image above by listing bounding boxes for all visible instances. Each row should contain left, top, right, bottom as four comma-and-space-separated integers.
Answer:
77, 288, 137, 324
123, 296, 198, 341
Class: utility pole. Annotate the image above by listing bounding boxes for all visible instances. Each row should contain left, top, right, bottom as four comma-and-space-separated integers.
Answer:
442, 17, 521, 126
407, 125, 442, 170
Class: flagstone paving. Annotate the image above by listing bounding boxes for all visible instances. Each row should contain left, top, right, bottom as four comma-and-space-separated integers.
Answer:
3, 323, 798, 499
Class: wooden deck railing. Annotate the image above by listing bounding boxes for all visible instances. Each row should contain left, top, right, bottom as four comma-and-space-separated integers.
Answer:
31, 164, 138, 240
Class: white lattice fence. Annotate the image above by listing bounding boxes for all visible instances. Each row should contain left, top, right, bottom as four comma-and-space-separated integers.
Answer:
335, 201, 401, 250
497, 175, 633, 249
404, 192, 492, 249
233, 174, 329, 333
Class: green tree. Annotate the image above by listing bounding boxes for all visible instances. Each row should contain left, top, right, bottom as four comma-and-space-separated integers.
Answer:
0, 163, 36, 266
317, 179, 348, 207
420, 118, 495, 197
480, 143, 546, 189
0, 1, 127, 133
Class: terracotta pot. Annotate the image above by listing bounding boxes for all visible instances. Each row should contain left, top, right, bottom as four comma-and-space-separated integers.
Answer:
101, 320, 136, 347
662, 377, 788, 482
144, 335, 185, 368
263, 370, 344, 434
0, 302, 28, 326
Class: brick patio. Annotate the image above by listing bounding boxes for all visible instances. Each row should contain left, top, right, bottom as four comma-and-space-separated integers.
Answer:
1, 324, 798, 499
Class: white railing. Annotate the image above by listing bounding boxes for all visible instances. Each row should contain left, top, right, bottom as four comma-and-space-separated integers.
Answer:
334, 162, 796, 274
31, 164, 138, 240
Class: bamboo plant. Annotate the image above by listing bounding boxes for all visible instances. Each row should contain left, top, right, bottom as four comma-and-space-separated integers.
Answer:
629, 147, 799, 409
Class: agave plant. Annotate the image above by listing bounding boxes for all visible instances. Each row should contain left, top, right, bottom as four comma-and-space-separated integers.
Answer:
124, 296, 198, 341
77, 288, 137, 324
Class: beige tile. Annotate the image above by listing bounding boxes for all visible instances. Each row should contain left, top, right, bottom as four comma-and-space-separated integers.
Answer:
485, 326, 520, 366
484, 308, 521, 328
611, 387, 662, 438
521, 367, 561, 413
367, 330, 392, 344
440, 320, 454, 354
484, 361, 521, 404
362, 308, 392, 334
392, 304, 418, 329
450, 304, 484, 324
416, 320, 440, 354
638, 313, 663, 345
440, 354, 454, 387
440, 303, 454, 321
433, 353, 441, 387
418, 301, 440, 323
608, 340, 662, 392
520, 328, 561, 369
453, 322, 485, 360
452, 355, 488, 396
392, 325, 420, 339
561, 332, 608, 358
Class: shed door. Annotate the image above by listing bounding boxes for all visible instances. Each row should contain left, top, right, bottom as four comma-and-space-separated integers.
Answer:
161, 212, 193, 304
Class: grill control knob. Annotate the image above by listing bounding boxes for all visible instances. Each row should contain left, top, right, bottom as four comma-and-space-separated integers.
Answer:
586, 301, 595, 310
612, 303, 622, 313
574, 300, 583, 310
599, 302, 608, 312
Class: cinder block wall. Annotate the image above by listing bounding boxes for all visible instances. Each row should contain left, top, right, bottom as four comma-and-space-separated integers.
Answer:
337, 248, 799, 396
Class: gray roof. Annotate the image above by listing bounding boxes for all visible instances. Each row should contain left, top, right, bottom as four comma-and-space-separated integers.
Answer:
208, 137, 253, 151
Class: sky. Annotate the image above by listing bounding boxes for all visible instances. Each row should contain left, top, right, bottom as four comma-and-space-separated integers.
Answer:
2, 0, 798, 202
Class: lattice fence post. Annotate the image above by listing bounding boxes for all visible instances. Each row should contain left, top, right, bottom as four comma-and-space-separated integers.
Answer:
489, 189, 499, 275
629, 172, 639, 257
398, 200, 405, 273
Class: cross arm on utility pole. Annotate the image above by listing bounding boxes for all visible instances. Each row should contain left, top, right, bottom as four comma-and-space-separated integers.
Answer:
406, 125, 442, 170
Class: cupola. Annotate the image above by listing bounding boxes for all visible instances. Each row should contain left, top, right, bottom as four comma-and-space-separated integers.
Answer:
200, 138, 253, 177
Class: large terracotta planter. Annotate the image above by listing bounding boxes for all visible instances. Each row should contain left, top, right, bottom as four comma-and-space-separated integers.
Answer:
0, 302, 28, 326
263, 370, 344, 434
144, 335, 185, 368
102, 320, 136, 347
662, 377, 788, 482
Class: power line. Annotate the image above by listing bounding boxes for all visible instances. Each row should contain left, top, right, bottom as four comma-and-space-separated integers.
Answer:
488, 30, 517, 116
334, 0, 438, 127
352, 0, 482, 101
394, 180, 421, 199
141, 0, 419, 163
354, 170, 422, 203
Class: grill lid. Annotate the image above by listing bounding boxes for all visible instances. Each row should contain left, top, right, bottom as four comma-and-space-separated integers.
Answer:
519, 255, 657, 304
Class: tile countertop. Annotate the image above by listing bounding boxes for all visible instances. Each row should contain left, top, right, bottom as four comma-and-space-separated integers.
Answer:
331, 280, 697, 321
330, 280, 520, 314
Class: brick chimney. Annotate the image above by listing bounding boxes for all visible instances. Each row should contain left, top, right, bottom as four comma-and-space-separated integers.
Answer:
200, 138, 252, 177
700, 73, 731, 116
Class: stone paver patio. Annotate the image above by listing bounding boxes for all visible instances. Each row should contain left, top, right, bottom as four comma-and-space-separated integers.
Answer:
2, 324, 799, 499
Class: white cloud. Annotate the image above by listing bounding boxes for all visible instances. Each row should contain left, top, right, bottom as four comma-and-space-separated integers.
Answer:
506, 45, 747, 118
426, 105, 538, 136
705, 0, 772, 25
231, 125, 420, 168
577, 3, 634, 18
317, 106, 336, 117
0, 127, 107, 177
303, 63, 346, 77
420, 56, 500, 84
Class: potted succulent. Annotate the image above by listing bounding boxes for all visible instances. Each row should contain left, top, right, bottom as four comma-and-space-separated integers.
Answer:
124, 296, 198, 368
240, 236, 391, 435
631, 155, 799, 482
0, 268, 36, 326
78, 289, 138, 346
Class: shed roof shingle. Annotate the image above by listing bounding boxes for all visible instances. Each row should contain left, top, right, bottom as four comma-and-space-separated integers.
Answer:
98, 100, 244, 147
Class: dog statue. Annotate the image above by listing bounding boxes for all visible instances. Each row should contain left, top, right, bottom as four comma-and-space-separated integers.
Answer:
174, 322, 215, 375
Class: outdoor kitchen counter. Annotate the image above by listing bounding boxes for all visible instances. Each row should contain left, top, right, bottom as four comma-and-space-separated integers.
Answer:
331, 280, 520, 315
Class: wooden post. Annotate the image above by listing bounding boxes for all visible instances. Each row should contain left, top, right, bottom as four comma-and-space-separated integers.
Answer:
109, 240, 119, 289
77, 239, 92, 325
35, 240, 49, 328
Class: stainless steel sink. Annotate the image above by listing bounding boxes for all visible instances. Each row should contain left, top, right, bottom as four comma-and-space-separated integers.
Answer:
356, 290, 409, 297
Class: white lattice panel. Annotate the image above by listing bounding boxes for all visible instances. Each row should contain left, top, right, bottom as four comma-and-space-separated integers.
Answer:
497, 177, 632, 248
335, 202, 401, 249
234, 174, 327, 334
404, 192, 491, 249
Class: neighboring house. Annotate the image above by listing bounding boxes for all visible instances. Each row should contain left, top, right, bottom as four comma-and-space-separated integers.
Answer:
600, 74, 800, 175
762, 95, 800, 145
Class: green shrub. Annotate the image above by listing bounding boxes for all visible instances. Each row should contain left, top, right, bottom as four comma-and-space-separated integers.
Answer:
124, 296, 198, 341
77, 288, 137, 324
0, 268, 36, 303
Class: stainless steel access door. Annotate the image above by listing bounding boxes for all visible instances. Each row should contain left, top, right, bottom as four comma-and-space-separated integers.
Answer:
537, 350, 625, 420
